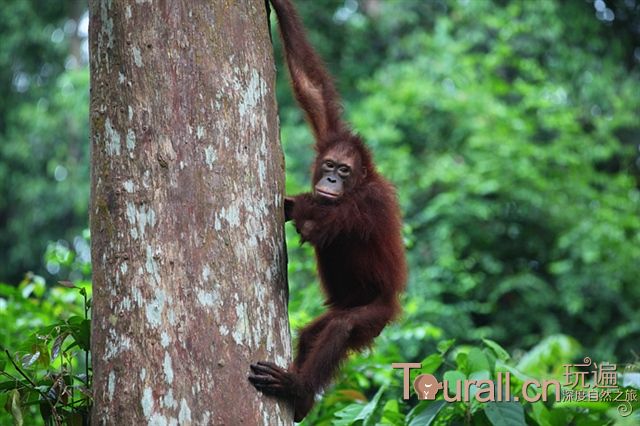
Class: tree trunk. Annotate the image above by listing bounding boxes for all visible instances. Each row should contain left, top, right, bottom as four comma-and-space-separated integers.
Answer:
89, 1, 292, 424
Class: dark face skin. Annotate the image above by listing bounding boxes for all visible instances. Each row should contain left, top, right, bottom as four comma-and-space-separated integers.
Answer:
313, 149, 363, 201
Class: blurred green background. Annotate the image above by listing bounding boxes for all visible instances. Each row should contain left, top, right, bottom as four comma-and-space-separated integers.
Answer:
0, 0, 639, 424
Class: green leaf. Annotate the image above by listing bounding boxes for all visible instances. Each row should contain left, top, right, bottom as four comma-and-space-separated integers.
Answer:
545, 406, 572, 426
437, 339, 455, 354
467, 348, 490, 374
455, 351, 468, 372
0, 284, 19, 298
70, 319, 91, 351
420, 354, 443, 374
67, 316, 85, 325
482, 339, 510, 361
529, 400, 553, 426
516, 335, 580, 375
494, 360, 533, 384
484, 401, 525, 426
0, 380, 29, 392
380, 399, 403, 426
333, 403, 365, 425
332, 386, 387, 426
408, 400, 446, 426
358, 385, 386, 426
4, 389, 23, 426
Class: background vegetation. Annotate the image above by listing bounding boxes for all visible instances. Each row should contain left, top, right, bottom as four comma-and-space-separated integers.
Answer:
0, 0, 638, 424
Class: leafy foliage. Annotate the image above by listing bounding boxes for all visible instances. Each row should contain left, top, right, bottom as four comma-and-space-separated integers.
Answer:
0, 276, 91, 425
1, 0, 639, 424
298, 337, 640, 425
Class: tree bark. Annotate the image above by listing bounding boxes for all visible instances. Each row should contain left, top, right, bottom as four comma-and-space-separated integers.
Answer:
89, 1, 291, 424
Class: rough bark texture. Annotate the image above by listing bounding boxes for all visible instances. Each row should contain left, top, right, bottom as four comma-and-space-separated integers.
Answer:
89, 1, 291, 424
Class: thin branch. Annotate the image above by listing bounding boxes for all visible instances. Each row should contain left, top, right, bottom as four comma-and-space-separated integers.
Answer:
4, 349, 37, 388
